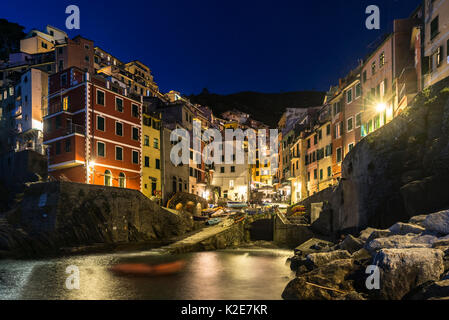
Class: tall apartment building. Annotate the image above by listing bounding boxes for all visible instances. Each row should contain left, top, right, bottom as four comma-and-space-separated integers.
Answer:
43, 67, 143, 191
361, 35, 394, 138
423, 0, 449, 87
55, 36, 95, 74
20, 25, 67, 55
141, 110, 162, 200
212, 140, 250, 202
13, 68, 48, 154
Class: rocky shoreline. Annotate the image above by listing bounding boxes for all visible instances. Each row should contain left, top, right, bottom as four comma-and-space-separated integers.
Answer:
283, 209, 449, 300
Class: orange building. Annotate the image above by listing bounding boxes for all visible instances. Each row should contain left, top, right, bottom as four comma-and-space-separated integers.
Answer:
43, 67, 142, 191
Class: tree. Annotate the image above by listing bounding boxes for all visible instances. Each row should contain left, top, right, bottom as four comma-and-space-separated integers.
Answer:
0, 19, 26, 61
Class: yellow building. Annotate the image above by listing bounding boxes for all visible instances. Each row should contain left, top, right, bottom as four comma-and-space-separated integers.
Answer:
141, 112, 162, 201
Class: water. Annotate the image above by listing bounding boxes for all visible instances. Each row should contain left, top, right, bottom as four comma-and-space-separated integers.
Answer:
0, 248, 294, 300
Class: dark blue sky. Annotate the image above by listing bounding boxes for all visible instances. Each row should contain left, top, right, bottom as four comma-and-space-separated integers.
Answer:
2, 0, 422, 94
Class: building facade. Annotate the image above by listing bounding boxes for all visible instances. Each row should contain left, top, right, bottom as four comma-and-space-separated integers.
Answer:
44, 67, 142, 191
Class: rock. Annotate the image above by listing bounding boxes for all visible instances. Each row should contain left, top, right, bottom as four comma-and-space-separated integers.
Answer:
282, 259, 359, 300
409, 280, 449, 300
423, 210, 449, 235
409, 215, 427, 226
366, 234, 437, 254
359, 228, 391, 242
294, 238, 334, 257
374, 248, 445, 300
306, 250, 351, 268
339, 235, 364, 254
351, 248, 372, 262
388, 222, 425, 236
433, 236, 449, 249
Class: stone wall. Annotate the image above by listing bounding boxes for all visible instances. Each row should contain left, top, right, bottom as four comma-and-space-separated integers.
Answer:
273, 213, 314, 248
1, 181, 197, 258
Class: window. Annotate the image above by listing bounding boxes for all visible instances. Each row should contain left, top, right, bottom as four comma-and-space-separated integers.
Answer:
379, 52, 385, 68
132, 150, 139, 164
97, 90, 105, 106
155, 159, 160, 169
314, 135, 318, 145
220, 167, 225, 173
145, 156, 150, 167
58, 60, 64, 71
55, 141, 61, 155
115, 146, 123, 161
65, 139, 71, 152
327, 166, 332, 177
115, 98, 123, 112
97, 116, 105, 131
348, 143, 354, 152
97, 142, 105, 157
346, 88, 353, 104
347, 117, 353, 132
62, 96, 69, 111
362, 71, 367, 83
61, 74, 67, 87
335, 122, 341, 138
144, 135, 149, 146
371, 61, 376, 75
132, 104, 139, 117
326, 124, 331, 136
356, 113, 362, 128
104, 170, 112, 186
336, 147, 342, 163
55, 116, 62, 129
231, 166, 236, 173
41, 41, 47, 49
431, 16, 439, 40
132, 127, 139, 141
118, 173, 126, 188
115, 122, 123, 136
355, 83, 361, 98
320, 169, 323, 180
314, 169, 317, 180
307, 172, 310, 182
153, 138, 159, 149
229, 180, 234, 188
333, 101, 342, 115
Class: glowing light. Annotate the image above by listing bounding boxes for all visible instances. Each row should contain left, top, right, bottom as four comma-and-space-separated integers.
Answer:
376, 103, 387, 113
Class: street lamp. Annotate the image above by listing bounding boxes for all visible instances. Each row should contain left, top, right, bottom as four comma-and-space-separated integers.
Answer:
376, 103, 387, 113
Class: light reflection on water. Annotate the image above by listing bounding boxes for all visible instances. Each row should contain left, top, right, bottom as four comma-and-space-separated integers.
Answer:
0, 248, 294, 300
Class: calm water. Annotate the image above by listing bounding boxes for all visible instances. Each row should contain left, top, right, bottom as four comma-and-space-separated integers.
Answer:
0, 248, 294, 300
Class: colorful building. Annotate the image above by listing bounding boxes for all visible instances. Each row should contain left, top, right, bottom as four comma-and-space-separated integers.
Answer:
423, 0, 449, 88
141, 111, 162, 200
44, 67, 142, 191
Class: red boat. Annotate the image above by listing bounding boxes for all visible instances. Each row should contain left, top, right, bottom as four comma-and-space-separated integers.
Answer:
109, 260, 186, 277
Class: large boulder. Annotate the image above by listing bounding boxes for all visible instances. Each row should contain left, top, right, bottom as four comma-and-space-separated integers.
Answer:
374, 248, 445, 300
339, 235, 364, 254
422, 210, 449, 235
388, 222, 425, 236
306, 250, 351, 268
409, 215, 427, 226
294, 238, 334, 257
282, 259, 359, 300
359, 228, 391, 242
366, 234, 437, 254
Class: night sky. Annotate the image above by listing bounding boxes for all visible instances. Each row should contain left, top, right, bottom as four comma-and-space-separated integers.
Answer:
2, 0, 422, 95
